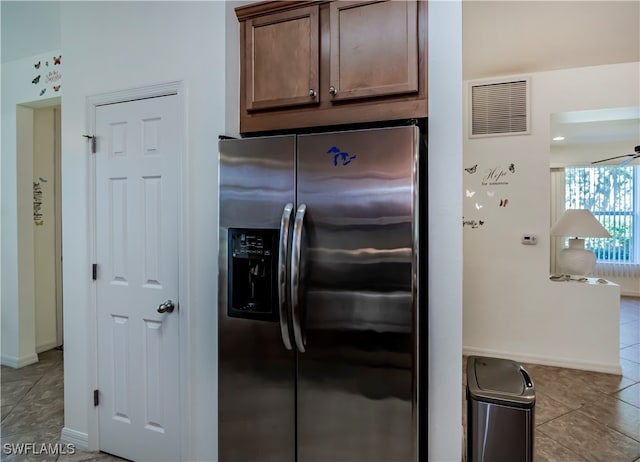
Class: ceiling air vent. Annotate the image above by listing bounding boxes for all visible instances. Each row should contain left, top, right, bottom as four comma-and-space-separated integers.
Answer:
470, 78, 530, 137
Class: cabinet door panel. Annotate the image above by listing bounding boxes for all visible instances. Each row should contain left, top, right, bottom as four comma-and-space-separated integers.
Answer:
330, 1, 418, 101
246, 6, 319, 111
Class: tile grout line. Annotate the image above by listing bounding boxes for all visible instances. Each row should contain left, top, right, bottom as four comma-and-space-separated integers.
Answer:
614, 381, 640, 396
536, 422, 591, 462
540, 407, 640, 461
573, 406, 640, 445
0, 359, 61, 441
536, 405, 579, 428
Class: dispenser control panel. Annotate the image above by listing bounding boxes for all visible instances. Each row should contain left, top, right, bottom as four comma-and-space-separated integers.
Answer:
227, 228, 279, 322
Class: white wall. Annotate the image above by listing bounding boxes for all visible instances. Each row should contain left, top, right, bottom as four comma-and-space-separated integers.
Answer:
33, 106, 60, 352
224, 1, 252, 137
608, 276, 640, 297
428, 2, 463, 460
59, 2, 225, 458
1, 49, 62, 368
463, 62, 640, 372
1, 0, 65, 366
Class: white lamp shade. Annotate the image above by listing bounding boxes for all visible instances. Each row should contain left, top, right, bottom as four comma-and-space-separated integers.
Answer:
550, 209, 611, 238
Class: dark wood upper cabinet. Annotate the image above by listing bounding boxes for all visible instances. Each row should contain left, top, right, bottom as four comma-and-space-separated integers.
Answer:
245, 6, 320, 110
236, 0, 427, 133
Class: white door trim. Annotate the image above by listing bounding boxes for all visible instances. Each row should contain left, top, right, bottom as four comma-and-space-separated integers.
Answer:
86, 81, 190, 459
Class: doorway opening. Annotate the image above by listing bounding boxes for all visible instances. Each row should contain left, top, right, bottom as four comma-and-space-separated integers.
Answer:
16, 98, 64, 354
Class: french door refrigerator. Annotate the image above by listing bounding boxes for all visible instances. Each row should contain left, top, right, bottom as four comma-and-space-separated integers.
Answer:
218, 123, 426, 462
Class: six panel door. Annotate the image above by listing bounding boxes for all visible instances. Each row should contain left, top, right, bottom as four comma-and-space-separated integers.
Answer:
95, 94, 181, 461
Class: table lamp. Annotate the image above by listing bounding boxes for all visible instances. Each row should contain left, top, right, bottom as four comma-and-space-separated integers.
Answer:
550, 209, 611, 276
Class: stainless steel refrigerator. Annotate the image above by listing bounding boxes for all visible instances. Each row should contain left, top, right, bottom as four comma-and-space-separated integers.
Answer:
218, 123, 426, 462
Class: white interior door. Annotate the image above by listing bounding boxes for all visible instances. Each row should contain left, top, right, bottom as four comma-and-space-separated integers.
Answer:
95, 94, 181, 461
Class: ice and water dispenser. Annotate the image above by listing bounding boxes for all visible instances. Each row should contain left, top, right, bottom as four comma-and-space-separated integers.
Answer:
227, 228, 279, 322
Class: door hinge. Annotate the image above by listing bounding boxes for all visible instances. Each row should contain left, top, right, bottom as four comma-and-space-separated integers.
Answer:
83, 135, 97, 154
93, 389, 99, 406
92, 263, 97, 280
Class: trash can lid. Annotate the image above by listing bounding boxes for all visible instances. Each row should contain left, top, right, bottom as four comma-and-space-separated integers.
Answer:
467, 356, 535, 408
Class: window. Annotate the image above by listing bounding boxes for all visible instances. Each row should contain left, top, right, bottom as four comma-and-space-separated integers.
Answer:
565, 166, 637, 263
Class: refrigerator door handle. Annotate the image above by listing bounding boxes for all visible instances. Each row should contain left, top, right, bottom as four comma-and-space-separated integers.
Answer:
278, 203, 294, 351
290, 203, 307, 353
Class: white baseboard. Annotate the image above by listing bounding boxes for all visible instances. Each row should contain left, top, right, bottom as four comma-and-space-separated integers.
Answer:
1, 352, 39, 368
463, 346, 622, 375
620, 291, 640, 297
61, 427, 89, 450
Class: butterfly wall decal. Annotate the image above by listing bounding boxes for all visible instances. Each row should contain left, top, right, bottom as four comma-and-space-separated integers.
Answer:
499, 199, 509, 207
34, 61, 41, 69
32, 75, 41, 85
53, 85, 61, 92
53, 55, 62, 65
508, 163, 515, 173
486, 191, 495, 197
475, 203, 483, 210
465, 164, 478, 174
466, 189, 476, 198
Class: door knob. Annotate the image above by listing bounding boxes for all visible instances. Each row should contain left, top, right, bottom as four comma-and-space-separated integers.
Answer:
329, 86, 337, 96
157, 300, 175, 314
309, 89, 317, 98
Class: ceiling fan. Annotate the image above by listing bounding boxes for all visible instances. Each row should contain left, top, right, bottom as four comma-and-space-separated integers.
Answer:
592, 145, 640, 166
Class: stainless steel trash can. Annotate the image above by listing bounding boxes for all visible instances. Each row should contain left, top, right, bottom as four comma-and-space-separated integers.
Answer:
467, 356, 535, 462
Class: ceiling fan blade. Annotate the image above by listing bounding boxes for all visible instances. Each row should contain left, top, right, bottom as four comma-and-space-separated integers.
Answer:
591, 153, 634, 165
619, 154, 640, 167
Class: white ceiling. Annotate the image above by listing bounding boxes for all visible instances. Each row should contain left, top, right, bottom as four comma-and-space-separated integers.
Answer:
1, 1, 61, 63
463, 0, 640, 81
550, 107, 640, 166
551, 107, 639, 145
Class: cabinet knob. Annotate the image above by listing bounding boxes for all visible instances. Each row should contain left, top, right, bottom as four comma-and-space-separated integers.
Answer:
329, 86, 337, 96
309, 89, 317, 98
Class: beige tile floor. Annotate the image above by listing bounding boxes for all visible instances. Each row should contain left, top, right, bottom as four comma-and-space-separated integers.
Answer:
464, 296, 640, 462
2, 298, 640, 461
0, 349, 124, 462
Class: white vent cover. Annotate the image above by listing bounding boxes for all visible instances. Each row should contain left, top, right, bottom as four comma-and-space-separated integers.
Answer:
470, 78, 530, 137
